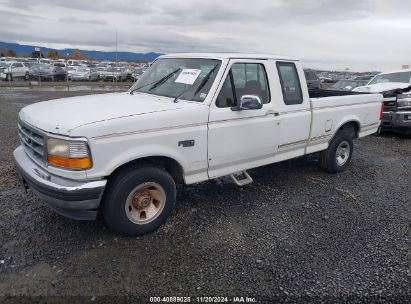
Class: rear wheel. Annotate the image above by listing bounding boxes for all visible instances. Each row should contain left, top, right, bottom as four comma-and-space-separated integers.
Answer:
102, 166, 176, 236
319, 130, 354, 173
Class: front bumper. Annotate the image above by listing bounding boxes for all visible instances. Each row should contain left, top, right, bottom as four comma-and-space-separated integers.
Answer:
13, 146, 107, 220
71, 76, 89, 81
103, 76, 120, 81
381, 111, 411, 133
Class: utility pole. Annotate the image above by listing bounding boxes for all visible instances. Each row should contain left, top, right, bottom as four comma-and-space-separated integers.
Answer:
115, 30, 118, 64
115, 30, 118, 88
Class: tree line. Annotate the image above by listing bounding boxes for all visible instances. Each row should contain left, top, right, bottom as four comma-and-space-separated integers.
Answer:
0, 48, 87, 60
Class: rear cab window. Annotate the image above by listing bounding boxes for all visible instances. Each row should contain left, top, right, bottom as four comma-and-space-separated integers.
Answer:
277, 62, 303, 105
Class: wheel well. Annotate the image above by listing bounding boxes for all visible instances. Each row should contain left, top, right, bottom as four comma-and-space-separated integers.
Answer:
338, 121, 360, 138
109, 156, 184, 184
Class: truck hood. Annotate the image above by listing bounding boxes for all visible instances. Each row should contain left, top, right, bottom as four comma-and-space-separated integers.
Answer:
353, 82, 410, 93
19, 92, 201, 135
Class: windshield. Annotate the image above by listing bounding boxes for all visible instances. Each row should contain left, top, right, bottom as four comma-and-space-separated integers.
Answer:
369, 71, 411, 85
130, 58, 221, 102
332, 80, 368, 90
0, 63, 10, 68
40, 64, 53, 70
107, 67, 121, 72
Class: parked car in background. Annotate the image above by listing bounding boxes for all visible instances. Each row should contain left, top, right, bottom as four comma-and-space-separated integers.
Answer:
102, 67, 127, 81
71, 67, 92, 81
131, 71, 140, 82
320, 77, 337, 84
66, 66, 78, 80
117, 63, 133, 80
131, 68, 146, 82
304, 69, 320, 89
0, 62, 9, 80
89, 68, 102, 81
53, 61, 67, 69
67, 59, 88, 66
28, 63, 67, 81
354, 69, 411, 134
92, 67, 108, 80
354, 75, 373, 81
329, 80, 369, 91
0, 62, 29, 81
38, 59, 52, 65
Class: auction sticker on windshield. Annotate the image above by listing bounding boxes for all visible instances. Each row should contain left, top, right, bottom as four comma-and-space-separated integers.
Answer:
175, 69, 201, 85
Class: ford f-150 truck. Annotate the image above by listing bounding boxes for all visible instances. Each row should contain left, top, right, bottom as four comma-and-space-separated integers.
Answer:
14, 53, 383, 236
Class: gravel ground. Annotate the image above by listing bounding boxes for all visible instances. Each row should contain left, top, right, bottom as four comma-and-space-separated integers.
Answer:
0, 88, 410, 303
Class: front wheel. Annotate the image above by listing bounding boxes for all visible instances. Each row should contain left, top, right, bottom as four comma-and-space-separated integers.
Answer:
319, 131, 353, 173
102, 166, 176, 236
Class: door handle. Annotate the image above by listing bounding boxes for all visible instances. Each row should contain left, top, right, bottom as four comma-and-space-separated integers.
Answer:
266, 109, 280, 116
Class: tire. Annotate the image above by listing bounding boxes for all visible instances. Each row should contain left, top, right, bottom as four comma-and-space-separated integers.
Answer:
319, 130, 354, 173
102, 166, 176, 236
6, 74, 12, 81
24, 72, 30, 81
377, 125, 383, 135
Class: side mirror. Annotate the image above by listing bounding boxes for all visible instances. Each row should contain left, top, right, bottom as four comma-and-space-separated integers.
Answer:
231, 95, 263, 111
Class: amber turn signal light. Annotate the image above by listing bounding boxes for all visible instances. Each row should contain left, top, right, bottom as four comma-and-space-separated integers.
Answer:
47, 155, 92, 170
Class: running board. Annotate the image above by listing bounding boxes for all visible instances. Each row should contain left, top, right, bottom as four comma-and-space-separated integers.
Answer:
230, 170, 253, 186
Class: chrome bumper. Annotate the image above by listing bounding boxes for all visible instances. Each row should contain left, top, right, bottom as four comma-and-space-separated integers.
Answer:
382, 111, 411, 132
13, 146, 107, 220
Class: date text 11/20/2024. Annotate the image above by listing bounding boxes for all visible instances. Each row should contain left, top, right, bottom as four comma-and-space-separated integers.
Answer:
149, 296, 257, 302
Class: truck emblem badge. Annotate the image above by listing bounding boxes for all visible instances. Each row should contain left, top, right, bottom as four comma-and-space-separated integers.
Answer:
178, 140, 195, 148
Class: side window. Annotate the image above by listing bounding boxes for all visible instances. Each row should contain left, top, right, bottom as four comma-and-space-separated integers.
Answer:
216, 71, 235, 108
277, 62, 303, 105
216, 63, 270, 108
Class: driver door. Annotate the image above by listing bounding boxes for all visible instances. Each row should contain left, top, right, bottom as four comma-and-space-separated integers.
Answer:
208, 59, 280, 178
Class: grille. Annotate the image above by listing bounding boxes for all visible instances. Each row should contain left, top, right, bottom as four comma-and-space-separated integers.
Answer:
383, 98, 397, 112
18, 119, 46, 164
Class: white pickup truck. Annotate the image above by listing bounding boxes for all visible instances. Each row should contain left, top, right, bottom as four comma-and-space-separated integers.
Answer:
14, 53, 383, 235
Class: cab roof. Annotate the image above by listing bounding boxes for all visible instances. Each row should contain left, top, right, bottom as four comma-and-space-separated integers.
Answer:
160, 53, 299, 61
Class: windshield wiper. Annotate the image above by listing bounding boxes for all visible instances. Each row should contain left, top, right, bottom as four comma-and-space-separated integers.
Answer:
148, 68, 181, 91
173, 65, 219, 103
130, 68, 181, 95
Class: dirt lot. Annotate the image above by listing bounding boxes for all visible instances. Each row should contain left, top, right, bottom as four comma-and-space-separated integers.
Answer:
0, 88, 410, 303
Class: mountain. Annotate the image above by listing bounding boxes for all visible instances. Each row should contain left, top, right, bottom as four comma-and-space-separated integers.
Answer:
0, 41, 162, 61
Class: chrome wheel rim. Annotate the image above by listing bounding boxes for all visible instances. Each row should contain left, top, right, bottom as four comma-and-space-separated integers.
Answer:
336, 140, 350, 166
125, 182, 166, 224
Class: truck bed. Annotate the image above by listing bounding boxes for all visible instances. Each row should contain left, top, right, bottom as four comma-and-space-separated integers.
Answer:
306, 91, 382, 155
308, 89, 369, 98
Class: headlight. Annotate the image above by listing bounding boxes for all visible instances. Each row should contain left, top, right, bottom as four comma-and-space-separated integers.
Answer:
396, 92, 411, 108
397, 100, 411, 108
47, 138, 92, 170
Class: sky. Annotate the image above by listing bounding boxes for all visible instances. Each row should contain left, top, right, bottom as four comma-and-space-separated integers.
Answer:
0, 0, 410, 71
